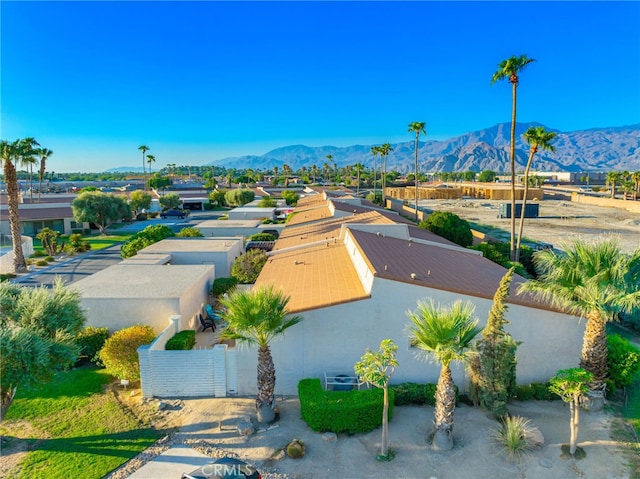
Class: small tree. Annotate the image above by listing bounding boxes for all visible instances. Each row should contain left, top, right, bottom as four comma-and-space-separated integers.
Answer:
176, 227, 203, 237
258, 196, 277, 207
0, 279, 86, 419
478, 170, 497, 183
225, 188, 255, 206
209, 189, 227, 207
419, 211, 473, 247
232, 249, 268, 283
99, 325, 156, 381
159, 192, 182, 210
129, 190, 152, 215
354, 339, 398, 460
281, 190, 299, 206
469, 268, 519, 417
72, 191, 131, 234
36, 227, 66, 256
549, 368, 593, 456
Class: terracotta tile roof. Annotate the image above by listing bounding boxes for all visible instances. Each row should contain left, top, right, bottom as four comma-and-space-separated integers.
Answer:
284, 205, 334, 227
255, 242, 369, 313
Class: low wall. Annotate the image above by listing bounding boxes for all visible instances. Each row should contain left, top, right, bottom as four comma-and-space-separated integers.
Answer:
571, 193, 640, 213
0, 236, 34, 274
138, 315, 237, 398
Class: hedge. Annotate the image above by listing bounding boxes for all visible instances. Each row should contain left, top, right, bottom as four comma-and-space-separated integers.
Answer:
298, 378, 394, 434
76, 326, 110, 364
391, 382, 459, 406
165, 330, 196, 350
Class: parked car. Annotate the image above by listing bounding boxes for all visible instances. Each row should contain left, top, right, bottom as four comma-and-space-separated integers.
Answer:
161, 209, 186, 219
181, 457, 261, 479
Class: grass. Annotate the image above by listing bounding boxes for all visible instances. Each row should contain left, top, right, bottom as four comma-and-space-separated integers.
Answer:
490, 415, 535, 462
0, 366, 162, 479
31, 232, 134, 255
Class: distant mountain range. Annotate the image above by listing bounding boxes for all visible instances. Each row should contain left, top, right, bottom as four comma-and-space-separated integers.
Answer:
108, 122, 640, 174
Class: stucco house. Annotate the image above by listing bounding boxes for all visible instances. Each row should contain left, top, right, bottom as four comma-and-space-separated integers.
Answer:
230, 193, 584, 396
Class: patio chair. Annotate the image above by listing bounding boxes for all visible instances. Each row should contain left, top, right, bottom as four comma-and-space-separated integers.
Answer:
205, 304, 223, 324
198, 313, 215, 333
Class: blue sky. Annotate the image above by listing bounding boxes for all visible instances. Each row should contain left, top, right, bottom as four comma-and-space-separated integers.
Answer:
2, 1, 639, 172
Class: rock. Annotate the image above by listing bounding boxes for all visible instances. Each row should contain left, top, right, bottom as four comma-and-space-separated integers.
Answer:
526, 426, 544, 448
271, 449, 286, 461
539, 457, 553, 468
237, 421, 255, 436
286, 439, 305, 459
157, 400, 168, 411
322, 432, 337, 443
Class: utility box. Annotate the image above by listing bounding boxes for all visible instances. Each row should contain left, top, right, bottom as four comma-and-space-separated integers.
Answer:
498, 202, 540, 219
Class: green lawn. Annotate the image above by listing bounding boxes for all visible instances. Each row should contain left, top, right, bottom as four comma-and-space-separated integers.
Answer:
0, 367, 162, 479
31, 232, 133, 256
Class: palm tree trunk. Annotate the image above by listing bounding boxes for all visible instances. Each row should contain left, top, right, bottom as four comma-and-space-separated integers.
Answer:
515, 150, 535, 263
509, 82, 518, 261
29, 163, 34, 203
433, 364, 455, 450
579, 311, 608, 393
5, 162, 27, 272
38, 160, 46, 202
257, 344, 276, 408
414, 135, 419, 222
381, 384, 389, 456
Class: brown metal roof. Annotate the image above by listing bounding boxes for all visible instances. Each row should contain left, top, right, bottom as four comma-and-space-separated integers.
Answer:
0, 206, 74, 221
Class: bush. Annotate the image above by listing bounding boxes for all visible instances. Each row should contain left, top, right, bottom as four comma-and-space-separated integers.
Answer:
31, 250, 47, 258
514, 382, 557, 401
281, 190, 299, 206
491, 415, 536, 462
211, 277, 238, 297
225, 189, 255, 206
136, 212, 148, 221
298, 378, 394, 434
165, 330, 196, 350
76, 326, 110, 364
99, 325, 156, 380
232, 249, 268, 284
68, 233, 90, 253
419, 211, 473, 247
258, 196, 277, 207
607, 333, 640, 390
176, 227, 203, 237
121, 224, 174, 258
248, 233, 277, 242
391, 382, 458, 406
36, 259, 49, 266
468, 242, 534, 278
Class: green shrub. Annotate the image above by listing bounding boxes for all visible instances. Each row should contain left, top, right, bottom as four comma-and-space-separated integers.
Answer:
514, 382, 557, 401
491, 415, 536, 462
232, 249, 268, 284
176, 227, 204, 237
31, 250, 47, 258
419, 211, 473, 247
45, 256, 55, 262
298, 378, 394, 434
68, 233, 91, 253
36, 259, 49, 266
99, 325, 156, 380
165, 330, 196, 350
249, 233, 277, 242
121, 237, 153, 258
121, 224, 175, 258
607, 333, 640, 390
211, 277, 238, 297
136, 212, 148, 221
281, 190, 299, 206
258, 197, 277, 207
76, 326, 110, 364
391, 382, 459, 406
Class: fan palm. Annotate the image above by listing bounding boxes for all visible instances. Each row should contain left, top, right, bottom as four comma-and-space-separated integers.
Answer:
219, 285, 303, 410
518, 237, 640, 409
491, 54, 535, 261
408, 122, 426, 222
1, 138, 40, 272
353, 162, 364, 196
407, 299, 481, 450
515, 127, 556, 262
138, 145, 149, 190
606, 171, 621, 199
37, 148, 53, 202
380, 143, 394, 205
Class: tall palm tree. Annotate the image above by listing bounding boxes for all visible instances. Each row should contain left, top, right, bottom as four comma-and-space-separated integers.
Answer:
491, 54, 535, 261
219, 285, 303, 412
37, 147, 53, 202
408, 122, 426, 222
24, 148, 39, 203
311, 164, 318, 184
606, 171, 621, 199
407, 299, 481, 450
282, 163, 291, 187
370, 146, 379, 193
631, 171, 640, 198
322, 162, 330, 184
146, 154, 156, 189
518, 237, 640, 410
1, 138, 40, 272
353, 162, 364, 196
138, 145, 150, 191
515, 127, 556, 262
325, 154, 334, 184
380, 143, 394, 205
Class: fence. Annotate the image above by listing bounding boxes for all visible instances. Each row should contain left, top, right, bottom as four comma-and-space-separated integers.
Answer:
138, 315, 237, 398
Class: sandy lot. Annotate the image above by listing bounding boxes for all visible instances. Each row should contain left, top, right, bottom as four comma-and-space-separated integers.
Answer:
112, 395, 634, 479
415, 197, 640, 254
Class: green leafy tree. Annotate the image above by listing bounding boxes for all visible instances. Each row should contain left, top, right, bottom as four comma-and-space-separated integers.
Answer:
149, 175, 171, 189
549, 368, 593, 455
491, 54, 535, 261
281, 190, 299, 206
219, 285, 303, 410
232, 249, 268, 284
258, 196, 277, 207
519, 238, 640, 409
419, 211, 473, 247
176, 226, 203, 237
354, 339, 398, 460
225, 188, 255, 206
408, 122, 427, 222
407, 299, 481, 450
159, 192, 182, 210
99, 325, 156, 381
469, 268, 519, 417
209, 189, 228, 207
120, 224, 174, 258
129, 190, 152, 215
36, 227, 66, 256
72, 191, 131, 234
515, 127, 556, 263
0, 278, 86, 419
478, 170, 497, 183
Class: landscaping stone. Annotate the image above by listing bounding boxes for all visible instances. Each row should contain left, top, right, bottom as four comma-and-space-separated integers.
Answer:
539, 457, 553, 468
322, 432, 337, 443
526, 426, 545, 448
157, 400, 169, 411
237, 421, 255, 436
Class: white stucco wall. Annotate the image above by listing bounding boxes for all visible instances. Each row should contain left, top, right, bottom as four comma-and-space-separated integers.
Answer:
234, 278, 584, 396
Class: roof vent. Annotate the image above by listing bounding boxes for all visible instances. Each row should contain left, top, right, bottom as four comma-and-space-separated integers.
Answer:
427, 269, 431, 276
410, 273, 417, 280
384, 264, 388, 271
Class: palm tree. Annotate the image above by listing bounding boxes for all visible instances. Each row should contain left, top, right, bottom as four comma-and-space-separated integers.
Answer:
518, 237, 640, 410
380, 143, 393, 205
515, 127, 556, 262
138, 145, 150, 191
37, 147, 53, 201
370, 146, 379, 193
146, 154, 156, 190
282, 163, 291, 187
408, 122, 426, 222
219, 285, 303, 415
353, 162, 364, 196
311, 164, 318, 184
631, 171, 640, 198
408, 299, 481, 450
491, 54, 535, 261
322, 162, 330, 184
606, 171, 622, 199
1, 138, 40, 272
325, 155, 334, 184
24, 147, 39, 203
